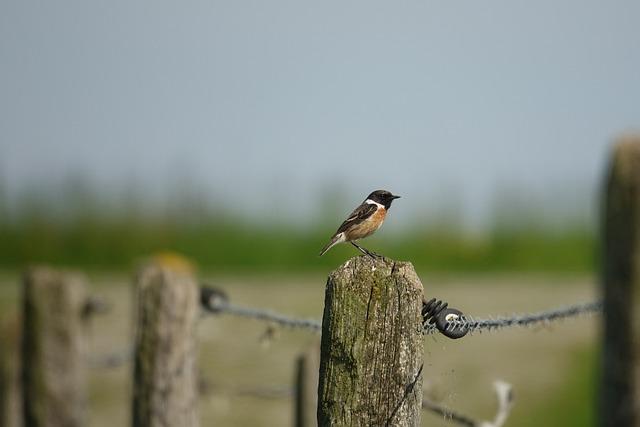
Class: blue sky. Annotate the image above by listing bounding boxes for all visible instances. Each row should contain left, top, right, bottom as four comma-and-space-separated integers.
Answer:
1, 0, 638, 227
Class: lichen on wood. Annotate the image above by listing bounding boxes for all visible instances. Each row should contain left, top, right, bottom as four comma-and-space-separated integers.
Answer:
318, 256, 424, 427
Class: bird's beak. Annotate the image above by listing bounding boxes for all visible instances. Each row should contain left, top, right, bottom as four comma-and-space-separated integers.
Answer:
391, 195, 401, 199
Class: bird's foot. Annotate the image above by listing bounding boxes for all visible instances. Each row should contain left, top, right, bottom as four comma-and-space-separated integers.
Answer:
364, 249, 382, 260
351, 241, 384, 260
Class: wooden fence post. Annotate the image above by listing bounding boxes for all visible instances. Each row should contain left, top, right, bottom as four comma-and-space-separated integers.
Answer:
317, 256, 424, 426
600, 135, 640, 426
21, 267, 88, 427
294, 340, 320, 427
132, 264, 199, 427
0, 314, 22, 427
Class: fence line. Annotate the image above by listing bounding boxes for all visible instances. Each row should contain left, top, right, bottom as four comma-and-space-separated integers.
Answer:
424, 300, 603, 335
201, 288, 602, 337
9, 138, 640, 427
423, 380, 514, 427
199, 381, 293, 399
204, 301, 323, 333
90, 297, 602, 371
198, 378, 513, 427
199, 379, 515, 427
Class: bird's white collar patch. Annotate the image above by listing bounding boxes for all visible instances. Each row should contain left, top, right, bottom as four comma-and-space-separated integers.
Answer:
365, 199, 384, 209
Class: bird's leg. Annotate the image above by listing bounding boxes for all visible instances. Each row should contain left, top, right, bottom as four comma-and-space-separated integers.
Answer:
351, 241, 380, 259
351, 241, 375, 258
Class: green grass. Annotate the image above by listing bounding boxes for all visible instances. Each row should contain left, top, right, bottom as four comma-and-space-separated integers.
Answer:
519, 345, 598, 427
0, 182, 597, 273
0, 219, 596, 273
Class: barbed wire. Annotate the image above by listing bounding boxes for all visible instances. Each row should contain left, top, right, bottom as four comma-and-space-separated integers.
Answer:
422, 300, 603, 336
201, 376, 515, 427
200, 288, 602, 338
423, 380, 514, 427
91, 294, 602, 368
210, 302, 323, 333
199, 380, 293, 399
90, 300, 601, 371
199, 378, 515, 427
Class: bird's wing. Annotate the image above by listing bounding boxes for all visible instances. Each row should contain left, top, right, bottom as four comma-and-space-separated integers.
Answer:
335, 203, 378, 235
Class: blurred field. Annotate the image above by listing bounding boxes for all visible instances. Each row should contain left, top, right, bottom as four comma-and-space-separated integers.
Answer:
0, 181, 595, 274
1, 270, 599, 427
0, 220, 595, 274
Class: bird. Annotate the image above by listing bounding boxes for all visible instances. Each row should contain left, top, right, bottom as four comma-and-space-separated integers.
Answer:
319, 189, 400, 258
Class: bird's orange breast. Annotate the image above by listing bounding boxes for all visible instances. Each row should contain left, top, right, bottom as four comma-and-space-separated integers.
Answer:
345, 208, 386, 241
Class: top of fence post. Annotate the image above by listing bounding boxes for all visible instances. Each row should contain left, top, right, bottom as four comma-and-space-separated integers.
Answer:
21, 266, 88, 427
132, 262, 200, 427
317, 255, 424, 426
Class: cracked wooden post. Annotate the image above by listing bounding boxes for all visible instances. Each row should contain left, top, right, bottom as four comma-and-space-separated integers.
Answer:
317, 256, 424, 427
132, 263, 199, 427
21, 267, 88, 427
600, 135, 640, 426
294, 340, 320, 427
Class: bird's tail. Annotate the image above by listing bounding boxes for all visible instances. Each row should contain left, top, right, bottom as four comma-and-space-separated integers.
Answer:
319, 233, 345, 256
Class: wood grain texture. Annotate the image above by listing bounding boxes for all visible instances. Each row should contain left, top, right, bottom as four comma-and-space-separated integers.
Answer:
132, 264, 199, 427
317, 256, 424, 427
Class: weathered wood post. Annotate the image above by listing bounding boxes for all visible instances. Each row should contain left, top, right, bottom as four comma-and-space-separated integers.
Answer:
317, 256, 424, 426
132, 263, 200, 427
600, 135, 640, 426
0, 313, 22, 427
21, 267, 88, 427
294, 340, 320, 427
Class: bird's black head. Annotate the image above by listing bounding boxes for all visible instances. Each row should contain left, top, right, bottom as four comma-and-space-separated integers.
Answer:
366, 190, 401, 210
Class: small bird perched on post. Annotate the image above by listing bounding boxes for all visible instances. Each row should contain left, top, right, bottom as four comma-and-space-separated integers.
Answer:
319, 189, 400, 258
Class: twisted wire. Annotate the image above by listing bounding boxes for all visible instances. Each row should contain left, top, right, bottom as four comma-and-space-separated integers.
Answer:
204, 298, 602, 336
206, 301, 323, 332
423, 301, 602, 335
